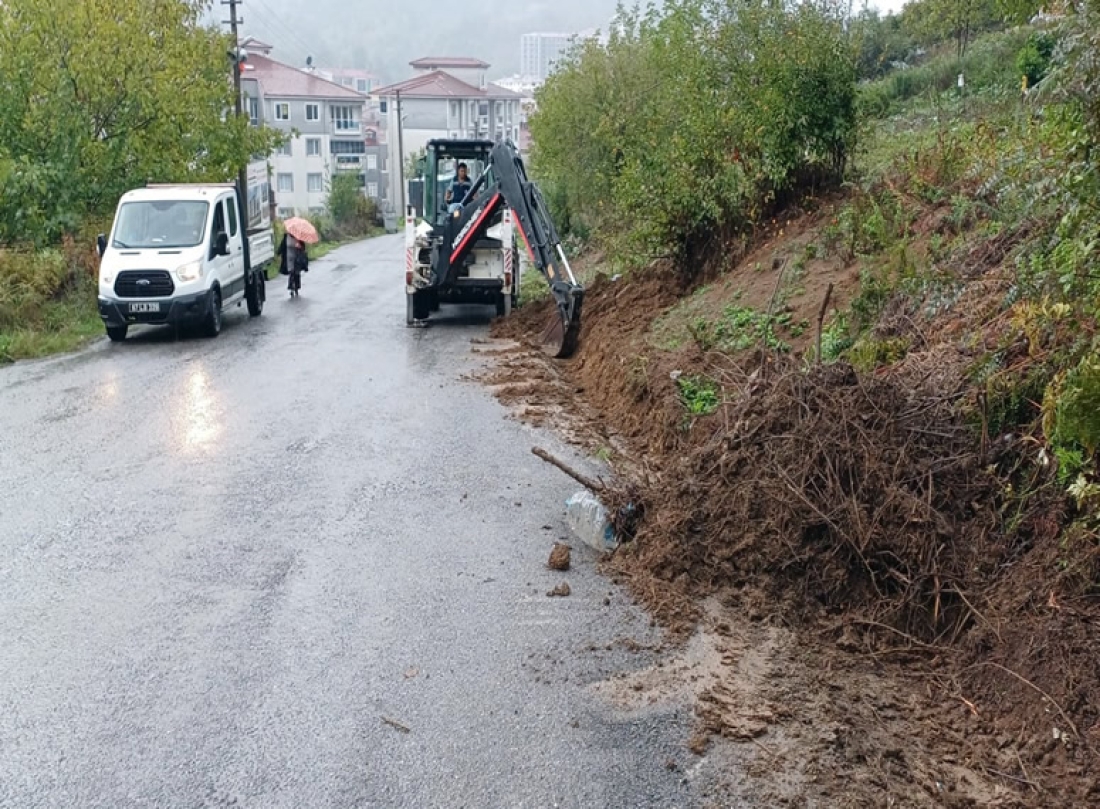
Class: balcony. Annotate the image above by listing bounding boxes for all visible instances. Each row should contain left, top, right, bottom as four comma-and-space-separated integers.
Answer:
331, 120, 361, 136
334, 154, 363, 170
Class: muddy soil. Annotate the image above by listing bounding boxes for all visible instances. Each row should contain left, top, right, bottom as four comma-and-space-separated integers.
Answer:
476, 253, 1099, 806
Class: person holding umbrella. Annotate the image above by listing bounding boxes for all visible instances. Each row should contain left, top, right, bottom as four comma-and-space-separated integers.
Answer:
278, 217, 320, 297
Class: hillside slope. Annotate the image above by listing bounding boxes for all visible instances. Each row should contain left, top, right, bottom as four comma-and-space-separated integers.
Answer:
482, 27, 1100, 803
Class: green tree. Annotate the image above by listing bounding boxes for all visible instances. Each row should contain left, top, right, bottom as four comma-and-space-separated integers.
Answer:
901, 0, 1002, 58
326, 172, 378, 238
0, 0, 281, 245
531, 0, 858, 266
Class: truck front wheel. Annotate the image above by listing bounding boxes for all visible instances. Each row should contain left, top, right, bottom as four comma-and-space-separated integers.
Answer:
106, 325, 128, 343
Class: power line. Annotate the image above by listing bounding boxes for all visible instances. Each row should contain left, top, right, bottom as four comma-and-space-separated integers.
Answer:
245, 0, 319, 64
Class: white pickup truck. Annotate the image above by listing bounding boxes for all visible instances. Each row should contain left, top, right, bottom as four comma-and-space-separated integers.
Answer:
96, 165, 274, 342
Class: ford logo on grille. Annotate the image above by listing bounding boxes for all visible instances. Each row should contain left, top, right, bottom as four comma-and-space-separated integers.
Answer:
137, 278, 151, 286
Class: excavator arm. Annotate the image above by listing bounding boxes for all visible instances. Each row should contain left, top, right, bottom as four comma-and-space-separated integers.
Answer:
433, 140, 584, 358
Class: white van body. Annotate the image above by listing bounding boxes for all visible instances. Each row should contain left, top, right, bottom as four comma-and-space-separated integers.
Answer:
97, 183, 270, 341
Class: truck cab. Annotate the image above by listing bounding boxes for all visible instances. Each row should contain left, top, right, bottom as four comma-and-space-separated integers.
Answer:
97, 181, 269, 342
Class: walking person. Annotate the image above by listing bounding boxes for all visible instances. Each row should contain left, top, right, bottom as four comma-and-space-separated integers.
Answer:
279, 217, 320, 298
277, 232, 310, 297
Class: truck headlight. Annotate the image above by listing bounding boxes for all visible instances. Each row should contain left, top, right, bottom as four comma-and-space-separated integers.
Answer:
176, 261, 202, 282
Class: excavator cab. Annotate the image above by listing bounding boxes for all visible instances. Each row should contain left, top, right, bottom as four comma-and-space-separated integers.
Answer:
421, 140, 492, 226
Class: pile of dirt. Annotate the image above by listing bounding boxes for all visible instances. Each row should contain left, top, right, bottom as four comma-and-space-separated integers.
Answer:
621, 359, 1006, 636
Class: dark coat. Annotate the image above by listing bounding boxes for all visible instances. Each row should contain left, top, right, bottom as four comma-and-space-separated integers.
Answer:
277, 234, 289, 275
278, 234, 309, 274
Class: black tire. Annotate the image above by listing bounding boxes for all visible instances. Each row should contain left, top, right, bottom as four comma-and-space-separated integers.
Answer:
247, 271, 264, 317
495, 291, 511, 318
203, 288, 222, 338
106, 325, 128, 342
412, 291, 431, 320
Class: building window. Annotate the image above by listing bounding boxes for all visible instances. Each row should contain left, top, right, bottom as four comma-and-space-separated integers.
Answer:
356, 78, 368, 92
307, 173, 324, 193
274, 102, 290, 121
305, 103, 320, 121
277, 173, 294, 192
276, 141, 292, 157
367, 182, 378, 197
309, 206, 325, 215
306, 138, 321, 156
247, 97, 260, 125
341, 77, 353, 87
366, 154, 377, 170
379, 100, 387, 113
331, 140, 365, 155
278, 207, 295, 219
331, 105, 357, 132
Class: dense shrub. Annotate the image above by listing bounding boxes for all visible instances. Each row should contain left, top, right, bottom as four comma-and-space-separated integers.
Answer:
325, 173, 379, 240
859, 27, 1032, 118
530, 0, 858, 267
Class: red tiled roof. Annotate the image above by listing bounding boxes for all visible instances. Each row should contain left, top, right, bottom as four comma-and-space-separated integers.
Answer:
409, 56, 491, 69
373, 70, 521, 99
243, 54, 364, 100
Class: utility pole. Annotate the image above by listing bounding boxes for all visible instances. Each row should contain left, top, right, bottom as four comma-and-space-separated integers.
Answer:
396, 89, 405, 214
223, 0, 252, 279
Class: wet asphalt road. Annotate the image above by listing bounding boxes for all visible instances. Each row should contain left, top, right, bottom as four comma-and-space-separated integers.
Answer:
0, 235, 698, 809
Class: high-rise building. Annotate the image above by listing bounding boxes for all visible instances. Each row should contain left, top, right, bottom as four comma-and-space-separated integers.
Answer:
520, 32, 573, 83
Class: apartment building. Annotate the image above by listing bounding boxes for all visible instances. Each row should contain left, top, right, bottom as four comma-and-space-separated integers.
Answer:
373, 58, 522, 208
239, 39, 385, 216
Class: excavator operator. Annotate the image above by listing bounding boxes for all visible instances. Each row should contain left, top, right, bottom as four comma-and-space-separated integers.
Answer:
444, 162, 473, 212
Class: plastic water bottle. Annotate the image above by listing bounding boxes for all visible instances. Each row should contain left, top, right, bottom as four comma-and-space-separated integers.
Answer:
564, 490, 617, 551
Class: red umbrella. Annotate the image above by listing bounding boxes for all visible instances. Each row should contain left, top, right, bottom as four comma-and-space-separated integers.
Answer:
284, 217, 320, 244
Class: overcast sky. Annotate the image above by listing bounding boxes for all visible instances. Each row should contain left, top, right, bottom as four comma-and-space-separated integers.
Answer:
233, 0, 910, 82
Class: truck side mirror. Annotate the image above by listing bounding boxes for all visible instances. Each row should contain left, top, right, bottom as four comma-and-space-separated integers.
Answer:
215, 232, 230, 256
96, 234, 107, 257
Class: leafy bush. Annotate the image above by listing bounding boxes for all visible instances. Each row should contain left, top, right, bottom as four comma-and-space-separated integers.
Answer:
677, 374, 720, 415
1045, 354, 1100, 462
688, 305, 792, 353
531, 0, 858, 267
859, 27, 1033, 118
328, 173, 377, 229
1017, 30, 1056, 86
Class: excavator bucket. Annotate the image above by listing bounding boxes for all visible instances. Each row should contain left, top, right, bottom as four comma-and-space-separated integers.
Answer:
540, 312, 569, 358
540, 296, 582, 358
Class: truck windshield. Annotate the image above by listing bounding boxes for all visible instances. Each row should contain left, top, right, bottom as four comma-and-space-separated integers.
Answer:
112, 200, 209, 249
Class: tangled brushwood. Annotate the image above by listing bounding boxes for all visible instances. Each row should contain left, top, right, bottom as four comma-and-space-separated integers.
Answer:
616, 358, 1046, 643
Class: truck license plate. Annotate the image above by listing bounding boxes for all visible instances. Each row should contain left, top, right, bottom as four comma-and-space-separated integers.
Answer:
129, 302, 160, 313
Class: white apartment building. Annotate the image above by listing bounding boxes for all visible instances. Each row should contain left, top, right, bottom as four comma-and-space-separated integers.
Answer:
240, 39, 374, 217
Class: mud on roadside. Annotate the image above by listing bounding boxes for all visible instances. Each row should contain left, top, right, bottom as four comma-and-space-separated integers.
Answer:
471, 262, 1099, 807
